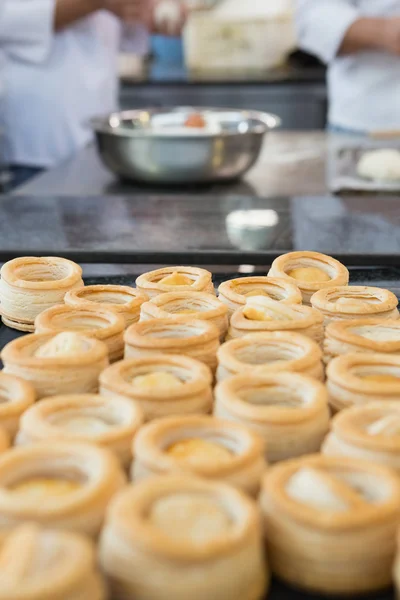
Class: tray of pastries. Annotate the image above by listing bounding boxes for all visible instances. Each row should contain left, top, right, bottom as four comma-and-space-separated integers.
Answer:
0, 253, 400, 599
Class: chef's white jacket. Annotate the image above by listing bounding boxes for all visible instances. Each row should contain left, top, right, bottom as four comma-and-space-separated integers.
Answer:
0, 1, 121, 167
296, 0, 400, 132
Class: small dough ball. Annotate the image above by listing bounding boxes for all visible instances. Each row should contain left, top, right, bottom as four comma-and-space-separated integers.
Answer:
357, 149, 400, 182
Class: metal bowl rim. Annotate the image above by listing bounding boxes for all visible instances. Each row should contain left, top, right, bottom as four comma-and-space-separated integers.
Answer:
90, 107, 281, 139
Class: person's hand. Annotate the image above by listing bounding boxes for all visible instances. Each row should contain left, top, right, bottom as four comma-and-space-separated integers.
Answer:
150, 0, 187, 36
382, 17, 400, 55
103, 0, 152, 25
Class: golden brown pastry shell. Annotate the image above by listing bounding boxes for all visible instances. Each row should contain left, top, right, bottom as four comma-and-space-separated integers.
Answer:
0, 524, 106, 600
1, 333, 109, 399
136, 267, 214, 298
323, 402, 400, 470
16, 393, 144, 468
260, 454, 400, 595
140, 291, 228, 341
0, 372, 36, 439
214, 373, 329, 463
228, 303, 324, 345
311, 286, 399, 325
35, 304, 125, 362
65, 284, 148, 327
99, 355, 213, 421
217, 276, 302, 316
132, 415, 266, 496
217, 332, 324, 382
124, 318, 220, 371
324, 318, 400, 363
327, 353, 400, 412
0, 257, 83, 332
99, 475, 268, 600
268, 251, 349, 304
0, 441, 126, 536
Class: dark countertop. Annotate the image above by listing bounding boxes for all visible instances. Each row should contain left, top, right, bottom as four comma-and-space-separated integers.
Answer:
121, 64, 326, 86
2, 193, 400, 263
13, 132, 327, 199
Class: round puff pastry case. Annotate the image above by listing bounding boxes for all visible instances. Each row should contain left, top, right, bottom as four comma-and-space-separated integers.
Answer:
0, 371, 36, 439
65, 284, 148, 327
0, 523, 106, 600
100, 355, 213, 421
100, 475, 268, 600
0, 256, 83, 332
268, 251, 349, 305
16, 393, 144, 468
323, 401, 400, 472
140, 291, 229, 341
0, 441, 126, 537
35, 304, 126, 362
327, 353, 400, 412
132, 415, 266, 496
214, 372, 329, 463
324, 318, 400, 363
260, 454, 400, 595
311, 286, 399, 326
136, 267, 214, 298
1, 332, 109, 400
124, 318, 220, 371
218, 276, 302, 317
217, 331, 324, 382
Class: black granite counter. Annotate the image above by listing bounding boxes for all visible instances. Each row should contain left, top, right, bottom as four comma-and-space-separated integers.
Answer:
2, 193, 400, 264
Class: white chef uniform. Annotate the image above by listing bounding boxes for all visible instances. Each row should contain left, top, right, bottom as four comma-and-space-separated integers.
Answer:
0, 1, 121, 167
296, 0, 400, 132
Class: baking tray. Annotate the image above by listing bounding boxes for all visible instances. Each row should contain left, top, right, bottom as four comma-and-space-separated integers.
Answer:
0, 266, 399, 600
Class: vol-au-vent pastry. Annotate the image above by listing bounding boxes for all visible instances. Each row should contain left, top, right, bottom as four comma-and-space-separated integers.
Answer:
35, 304, 125, 362
124, 318, 220, 371
136, 267, 214, 298
0, 371, 36, 439
100, 475, 268, 600
0, 441, 126, 537
0, 524, 106, 600
140, 291, 229, 341
324, 318, 400, 363
260, 454, 400, 595
218, 276, 302, 317
311, 286, 399, 326
323, 402, 400, 472
99, 355, 213, 421
65, 284, 148, 327
1, 332, 109, 400
16, 394, 144, 468
214, 373, 329, 463
268, 251, 349, 305
217, 331, 324, 382
132, 415, 266, 496
229, 296, 324, 344
0, 257, 83, 332
327, 353, 400, 412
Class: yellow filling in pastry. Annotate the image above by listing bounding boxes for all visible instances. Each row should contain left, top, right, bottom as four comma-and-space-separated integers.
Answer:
243, 307, 272, 321
167, 438, 233, 465
244, 290, 270, 298
287, 267, 330, 283
132, 371, 183, 391
361, 374, 400, 384
150, 493, 231, 544
9, 478, 81, 498
159, 273, 193, 286
35, 332, 87, 358
243, 296, 294, 322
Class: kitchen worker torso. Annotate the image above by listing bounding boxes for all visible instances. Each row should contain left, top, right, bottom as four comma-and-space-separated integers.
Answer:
3, 11, 120, 167
297, 0, 400, 132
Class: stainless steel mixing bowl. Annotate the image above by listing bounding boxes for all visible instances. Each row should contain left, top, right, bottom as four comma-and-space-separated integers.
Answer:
91, 107, 280, 184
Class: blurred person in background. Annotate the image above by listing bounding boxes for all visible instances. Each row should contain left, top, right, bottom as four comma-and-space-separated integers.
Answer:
0, 0, 186, 189
296, 1, 400, 134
